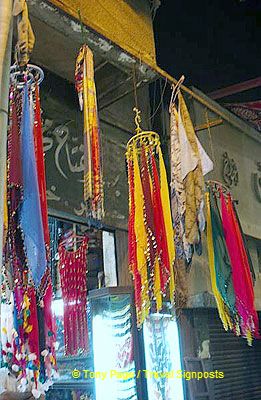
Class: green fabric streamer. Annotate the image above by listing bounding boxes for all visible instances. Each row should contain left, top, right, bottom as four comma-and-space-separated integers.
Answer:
209, 190, 236, 316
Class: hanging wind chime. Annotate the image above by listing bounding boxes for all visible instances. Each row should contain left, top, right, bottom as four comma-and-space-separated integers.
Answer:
126, 108, 175, 327
75, 44, 104, 220
206, 180, 260, 345
2, 64, 57, 398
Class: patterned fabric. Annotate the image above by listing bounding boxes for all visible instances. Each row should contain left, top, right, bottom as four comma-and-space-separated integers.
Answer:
225, 101, 261, 132
179, 93, 204, 245
2, 82, 56, 397
169, 92, 213, 265
169, 103, 187, 260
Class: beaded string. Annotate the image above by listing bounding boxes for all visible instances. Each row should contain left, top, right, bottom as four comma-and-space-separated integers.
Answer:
58, 236, 89, 355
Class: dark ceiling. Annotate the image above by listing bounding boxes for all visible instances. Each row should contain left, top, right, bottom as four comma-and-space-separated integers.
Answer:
154, 0, 260, 95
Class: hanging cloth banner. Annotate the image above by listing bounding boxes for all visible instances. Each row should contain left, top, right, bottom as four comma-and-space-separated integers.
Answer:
208, 190, 236, 317
126, 119, 175, 327
220, 191, 259, 344
33, 83, 57, 377
20, 83, 47, 288
75, 44, 104, 220
2, 74, 56, 398
33, 83, 50, 248
206, 182, 260, 345
205, 192, 233, 331
169, 91, 213, 265
179, 92, 213, 242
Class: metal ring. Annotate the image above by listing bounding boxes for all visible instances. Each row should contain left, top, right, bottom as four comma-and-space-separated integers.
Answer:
126, 130, 160, 149
10, 63, 44, 88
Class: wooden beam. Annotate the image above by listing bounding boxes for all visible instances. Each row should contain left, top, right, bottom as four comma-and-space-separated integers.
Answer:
195, 118, 223, 132
208, 77, 261, 100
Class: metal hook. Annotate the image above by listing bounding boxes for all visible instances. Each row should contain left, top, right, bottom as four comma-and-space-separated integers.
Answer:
133, 107, 142, 134
169, 75, 185, 112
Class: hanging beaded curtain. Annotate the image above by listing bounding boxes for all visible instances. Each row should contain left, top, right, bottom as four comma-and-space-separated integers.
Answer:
126, 110, 175, 327
75, 44, 104, 220
206, 181, 260, 345
2, 66, 56, 398
58, 236, 89, 355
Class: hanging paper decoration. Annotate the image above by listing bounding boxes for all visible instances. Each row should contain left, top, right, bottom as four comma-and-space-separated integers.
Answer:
169, 88, 213, 265
75, 44, 104, 220
126, 109, 175, 327
58, 235, 89, 355
2, 67, 57, 398
206, 181, 260, 345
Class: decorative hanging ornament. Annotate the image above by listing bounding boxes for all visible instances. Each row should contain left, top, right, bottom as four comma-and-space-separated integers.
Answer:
2, 64, 56, 397
58, 234, 89, 355
126, 108, 175, 327
206, 180, 260, 345
75, 44, 104, 220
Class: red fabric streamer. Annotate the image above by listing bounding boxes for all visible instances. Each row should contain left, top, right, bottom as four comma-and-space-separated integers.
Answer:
91, 120, 102, 213
27, 287, 40, 360
33, 83, 50, 247
140, 146, 157, 289
9, 92, 22, 187
221, 191, 260, 339
150, 151, 171, 292
127, 158, 142, 312
58, 236, 89, 355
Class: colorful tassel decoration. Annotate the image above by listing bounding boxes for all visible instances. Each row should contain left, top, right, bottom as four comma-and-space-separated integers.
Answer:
126, 109, 175, 327
2, 71, 56, 397
206, 181, 260, 345
75, 44, 104, 220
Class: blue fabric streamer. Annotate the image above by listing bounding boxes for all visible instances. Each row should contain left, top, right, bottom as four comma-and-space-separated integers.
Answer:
20, 84, 46, 287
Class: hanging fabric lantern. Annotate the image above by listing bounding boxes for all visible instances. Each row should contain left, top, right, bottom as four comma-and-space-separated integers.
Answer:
75, 44, 104, 220
126, 109, 175, 327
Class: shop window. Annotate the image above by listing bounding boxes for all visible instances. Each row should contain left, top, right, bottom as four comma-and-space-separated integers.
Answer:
143, 314, 185, 400
48, 215, 117, 388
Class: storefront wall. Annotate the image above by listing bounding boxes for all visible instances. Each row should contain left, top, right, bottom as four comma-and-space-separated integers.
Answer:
179, 309, 261, 400
183, 89, 261, 311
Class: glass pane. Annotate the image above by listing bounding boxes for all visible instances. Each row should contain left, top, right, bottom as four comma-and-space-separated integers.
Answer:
91, 294, 138, 400
143, 314, 185, 400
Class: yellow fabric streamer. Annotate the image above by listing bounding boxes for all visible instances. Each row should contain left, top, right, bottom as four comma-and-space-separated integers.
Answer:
158, 146, 176, 303
23, 293, 33, 333
205, 192, 232, 331
154, 258, 162, 312
75, 45, 104, 219
82, 57, 93, 201
133, 148, 150, 325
